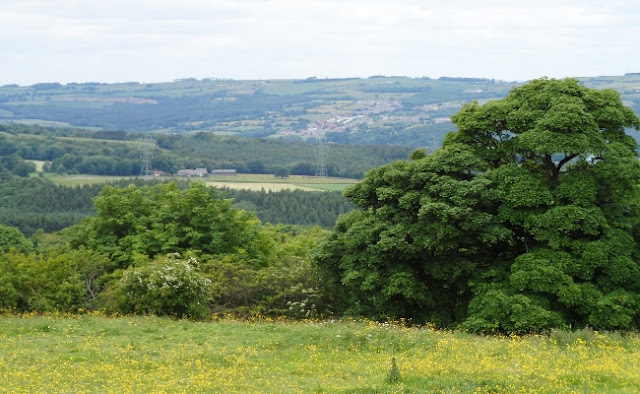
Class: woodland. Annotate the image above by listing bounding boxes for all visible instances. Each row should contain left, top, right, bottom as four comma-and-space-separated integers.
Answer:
0, 123, 412, 179
2, 78, 640, 333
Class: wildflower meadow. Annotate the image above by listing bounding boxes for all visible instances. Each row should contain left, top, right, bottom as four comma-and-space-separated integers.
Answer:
1, 313, 639, 393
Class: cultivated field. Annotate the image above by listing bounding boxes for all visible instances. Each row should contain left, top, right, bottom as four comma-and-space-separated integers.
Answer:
46, 174, 359, 192
1, 314, 639, 393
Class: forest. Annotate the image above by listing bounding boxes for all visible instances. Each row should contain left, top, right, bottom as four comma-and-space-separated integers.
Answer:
0, 174, 354, 236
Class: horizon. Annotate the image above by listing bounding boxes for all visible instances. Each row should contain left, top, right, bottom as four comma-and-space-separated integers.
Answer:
2, 1, 639, 87
5, 72, 640, 89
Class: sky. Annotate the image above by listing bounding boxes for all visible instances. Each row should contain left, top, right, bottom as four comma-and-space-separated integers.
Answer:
1, 0, 639, 86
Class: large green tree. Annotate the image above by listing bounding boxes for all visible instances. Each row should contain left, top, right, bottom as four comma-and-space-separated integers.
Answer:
315, 145, 512, 325
316, 78, 640, 332
73, 182, 261, 268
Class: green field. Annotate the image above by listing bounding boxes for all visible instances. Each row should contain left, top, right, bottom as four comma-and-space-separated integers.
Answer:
1, 315, 638, 392
207, 174, 357, 192
46, 175, 141, 187
46, 174, 358, 191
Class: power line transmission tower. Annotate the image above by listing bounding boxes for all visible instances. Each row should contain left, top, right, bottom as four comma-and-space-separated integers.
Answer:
315, 135, 328, 177
139, 134, 154, 177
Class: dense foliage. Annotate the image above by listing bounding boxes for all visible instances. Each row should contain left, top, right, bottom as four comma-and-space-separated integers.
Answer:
226, 188, 354, 228
315, 78, 640, 332
5, 77, 640, 330
111, 254, 212, 319
0, 175, 353, 236
0, 182, 333, 318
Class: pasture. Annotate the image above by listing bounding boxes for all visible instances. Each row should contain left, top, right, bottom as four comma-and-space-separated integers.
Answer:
46, 173, 358, 192
1, 314, 639, 392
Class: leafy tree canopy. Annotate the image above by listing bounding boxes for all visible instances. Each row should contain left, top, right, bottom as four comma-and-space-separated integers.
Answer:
315, 78, 640, 332
0, 224, 31, 253
71, 182, 261, 268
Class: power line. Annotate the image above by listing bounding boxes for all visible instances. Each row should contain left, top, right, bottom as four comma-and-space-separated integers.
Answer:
139, 134, 154, 177
315, 135, 328, 177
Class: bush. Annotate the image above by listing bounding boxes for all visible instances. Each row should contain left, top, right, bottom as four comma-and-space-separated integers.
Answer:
0, 251, 86, 312
202, 226, 334, 318
110, 254, 212, 319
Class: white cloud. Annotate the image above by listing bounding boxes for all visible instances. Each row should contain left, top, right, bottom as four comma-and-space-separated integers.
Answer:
1, 0, 639, 85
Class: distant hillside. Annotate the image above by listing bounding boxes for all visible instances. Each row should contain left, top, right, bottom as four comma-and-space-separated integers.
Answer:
0, 123, 412, 179
1, 75, 639, 148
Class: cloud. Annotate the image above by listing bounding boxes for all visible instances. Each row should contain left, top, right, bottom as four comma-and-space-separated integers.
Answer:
1, 0, 639, 85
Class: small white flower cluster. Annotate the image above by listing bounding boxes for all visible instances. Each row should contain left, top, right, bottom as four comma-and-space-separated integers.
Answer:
117, 254, 211, 317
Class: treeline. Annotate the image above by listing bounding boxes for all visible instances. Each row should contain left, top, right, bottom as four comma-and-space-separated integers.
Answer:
0, 124, 412, 179
1, 153, 37, 177
226, 189, 354, 228
328, 123, 453, 148
155, 132, 411, 178
0, 175, 354, 236
0, 183, 335, 319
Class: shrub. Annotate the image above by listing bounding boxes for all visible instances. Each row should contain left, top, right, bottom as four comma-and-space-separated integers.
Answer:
110, 254, 212, 319
0, 251, 86, 312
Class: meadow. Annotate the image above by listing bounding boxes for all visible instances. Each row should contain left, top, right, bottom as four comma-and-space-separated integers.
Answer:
46, 173, 358, 192
1, 314, 639, 393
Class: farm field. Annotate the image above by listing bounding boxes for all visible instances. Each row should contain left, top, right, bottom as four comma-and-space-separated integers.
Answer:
1, 315, 639, 393
45, 173, 358, 191
207, 174, 358, 192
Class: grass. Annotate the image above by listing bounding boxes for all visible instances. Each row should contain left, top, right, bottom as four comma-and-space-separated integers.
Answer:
207, 174, 357, 192
27, 160, 45, 172
46, 175, 141, 187
46, 174, 359, 192
207, 181, 320, 192
1, 314, 639, 393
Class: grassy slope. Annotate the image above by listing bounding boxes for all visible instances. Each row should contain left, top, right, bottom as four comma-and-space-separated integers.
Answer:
1, 315, 639, 393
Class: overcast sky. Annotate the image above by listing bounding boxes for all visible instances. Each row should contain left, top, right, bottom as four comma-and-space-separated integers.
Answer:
1, 0, 639, 86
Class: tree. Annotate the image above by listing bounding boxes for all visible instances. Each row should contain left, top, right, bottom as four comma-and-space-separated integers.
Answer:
274, 166, 289, 179
11, 161, 36, 177
291, 162, 315, 176
452, 78, 640, 332
0, 224, 31, 253
78, 182, 261, 268
315, 78, 640, 332
315, 144, 511, 325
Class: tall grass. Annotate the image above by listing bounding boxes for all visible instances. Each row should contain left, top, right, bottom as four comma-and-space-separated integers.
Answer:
1, 314, 638, 392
